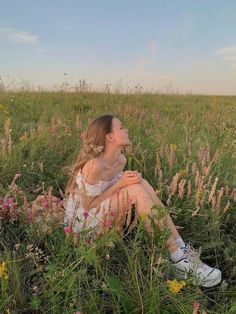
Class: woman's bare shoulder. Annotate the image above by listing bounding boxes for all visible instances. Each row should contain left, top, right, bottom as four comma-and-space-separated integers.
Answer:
80, 158, 103, 183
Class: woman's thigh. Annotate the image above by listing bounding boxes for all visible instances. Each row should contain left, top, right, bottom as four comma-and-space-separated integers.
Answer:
139, 178, 165, 208
108, 180, 155, 218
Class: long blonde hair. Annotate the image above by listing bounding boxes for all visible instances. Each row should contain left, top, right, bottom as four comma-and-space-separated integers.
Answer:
64, 113, 115, 198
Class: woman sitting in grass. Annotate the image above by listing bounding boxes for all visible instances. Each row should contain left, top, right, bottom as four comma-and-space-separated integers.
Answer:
64, 113, 222, 288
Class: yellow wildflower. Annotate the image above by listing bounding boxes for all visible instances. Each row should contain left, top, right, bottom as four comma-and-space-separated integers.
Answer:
139, 212, 147, 222
167, 279, 186, 294
170, 143, 177, 151
179, 169, 187, 177
0, 261, 8, 280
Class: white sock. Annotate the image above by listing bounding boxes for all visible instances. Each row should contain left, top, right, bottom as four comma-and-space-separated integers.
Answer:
170, 247, 184, 263
175, 236, 185, 249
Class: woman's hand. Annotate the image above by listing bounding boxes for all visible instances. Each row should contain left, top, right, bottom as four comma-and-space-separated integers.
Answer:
116, 170, 142, 189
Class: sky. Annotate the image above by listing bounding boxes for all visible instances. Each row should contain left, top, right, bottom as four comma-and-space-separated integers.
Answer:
0, 0, 236, 95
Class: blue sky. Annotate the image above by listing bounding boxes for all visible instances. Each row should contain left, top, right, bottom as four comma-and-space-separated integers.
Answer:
1, 0, 236, 94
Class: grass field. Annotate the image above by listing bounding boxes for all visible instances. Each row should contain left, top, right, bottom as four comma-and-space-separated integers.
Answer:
0, 90, 235, 313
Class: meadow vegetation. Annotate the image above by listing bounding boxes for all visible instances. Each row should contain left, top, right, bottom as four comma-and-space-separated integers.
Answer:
0, 90, 235, 313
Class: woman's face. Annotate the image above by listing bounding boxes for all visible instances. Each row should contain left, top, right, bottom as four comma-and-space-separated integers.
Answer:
109, 117, 131, 146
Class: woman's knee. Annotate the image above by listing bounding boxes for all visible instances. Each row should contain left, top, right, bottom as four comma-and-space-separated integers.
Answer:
109, 183, 147, 209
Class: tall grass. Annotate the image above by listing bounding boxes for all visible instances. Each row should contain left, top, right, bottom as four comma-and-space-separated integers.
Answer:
0, 91, 235, 313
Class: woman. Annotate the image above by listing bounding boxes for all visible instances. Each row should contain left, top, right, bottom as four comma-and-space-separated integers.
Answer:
64, 113, 221, 288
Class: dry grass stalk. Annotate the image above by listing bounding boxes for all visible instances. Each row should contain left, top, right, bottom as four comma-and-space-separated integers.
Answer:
208, 177, 219, 203
203, 149, 220, 178
231, 188, 236, 201
1, 117, 12, 160
207, 174, 213, 187
192, 162, 197, 176
178, 179, 187, 200
170, 173, 180, 195
223, 201, 231, 213
168, 144, 177, 170
195, 176, 204, 210
216, 188, 224, 211
195, 170, 200, 187
211, 195, 216, 209
187, 180, 191, 199
156, 151, 162, 172
76, 114, 82, 129
225, 185, 230, 196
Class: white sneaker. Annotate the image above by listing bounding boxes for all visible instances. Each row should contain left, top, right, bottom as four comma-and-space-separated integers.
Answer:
173, 243, 222, 288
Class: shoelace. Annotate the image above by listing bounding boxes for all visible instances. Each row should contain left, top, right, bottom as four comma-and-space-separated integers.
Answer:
181, 244, 215, 279
182, 243, 201, 264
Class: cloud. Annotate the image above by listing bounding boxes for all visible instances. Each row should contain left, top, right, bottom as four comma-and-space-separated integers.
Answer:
0, 27, 39, 43
214, 45, 236, 68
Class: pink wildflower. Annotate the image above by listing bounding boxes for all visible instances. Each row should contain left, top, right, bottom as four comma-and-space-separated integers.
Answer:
7, 197, 14, 203
83, 210, 89, 219
54, 198, 61, 204
42, 201, 49, 209
104, 220, 113, 228
63, 226, 72, 234
2, 202, 9, 209
192, 301, 200, 314
0, 197, 3, 204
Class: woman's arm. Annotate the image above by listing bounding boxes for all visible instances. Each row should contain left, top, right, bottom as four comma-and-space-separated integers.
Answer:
88, 181, 121, 209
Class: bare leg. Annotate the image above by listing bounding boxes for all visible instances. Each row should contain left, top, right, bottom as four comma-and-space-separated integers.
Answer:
108, 183, 180, 253
139, 178, 181, 240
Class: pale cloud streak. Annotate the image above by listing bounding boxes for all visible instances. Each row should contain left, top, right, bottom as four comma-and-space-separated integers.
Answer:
0, 27, 39, 43
214, 45, 236, 68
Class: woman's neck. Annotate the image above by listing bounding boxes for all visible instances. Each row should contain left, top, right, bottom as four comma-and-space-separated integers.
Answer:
100, 148, 121, 162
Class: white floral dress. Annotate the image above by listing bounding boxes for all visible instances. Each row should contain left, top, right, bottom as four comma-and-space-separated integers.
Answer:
64, 168, 123, 234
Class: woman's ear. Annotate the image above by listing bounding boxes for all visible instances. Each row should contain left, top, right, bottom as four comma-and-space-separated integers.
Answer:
106, 133, 114, 143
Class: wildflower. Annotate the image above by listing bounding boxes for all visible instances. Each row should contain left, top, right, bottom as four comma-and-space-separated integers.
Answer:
2, 201, 9, 209
170, 143, 177, 151
103, 220, 113, 228
53, 197, 61, 204
7, 197, 14, 203
192, 301, 200, 314
83, 210, 89, 219
64, 226, 73, 234
0, 261, 8, 280
179, 169, 187, 177
167, 279, 186, 294
14, 243, 20, 250
139, 212, 147, 222
13, 202, 18, 209
0, 197, 3, 204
